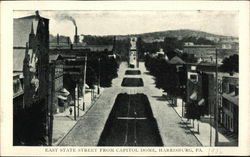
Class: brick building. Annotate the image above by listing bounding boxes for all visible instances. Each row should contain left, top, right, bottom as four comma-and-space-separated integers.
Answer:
49, 55, 70, 114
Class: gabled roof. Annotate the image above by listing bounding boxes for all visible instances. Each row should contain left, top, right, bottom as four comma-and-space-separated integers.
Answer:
168, 56, 185, 64
49, 54, 63, 62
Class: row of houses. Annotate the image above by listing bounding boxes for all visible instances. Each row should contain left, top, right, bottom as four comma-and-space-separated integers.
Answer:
168, 55, 239, 136
183, 43, 238, 64
151, 48, 238, 136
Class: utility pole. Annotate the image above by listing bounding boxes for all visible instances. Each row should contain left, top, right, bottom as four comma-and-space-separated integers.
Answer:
209, 100, 212, 146
77, 83, 79, 117
74, 85, 77, 121
48, 63, 55, 146
215, 48, 219, 146
82, 54, 87, 111
98, 57, 100, 95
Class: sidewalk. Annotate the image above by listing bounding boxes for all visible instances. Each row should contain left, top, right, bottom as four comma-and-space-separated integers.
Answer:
58, 62, 128, 146
52, 88, 104, 146
170, 97, 238, 146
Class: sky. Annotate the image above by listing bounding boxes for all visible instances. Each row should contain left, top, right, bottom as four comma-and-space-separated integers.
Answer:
14, 10, 239, 41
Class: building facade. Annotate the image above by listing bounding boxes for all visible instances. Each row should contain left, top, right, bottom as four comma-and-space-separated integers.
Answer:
13, 11, 50, 145
221, 76, 238, 134
183, 45, 216, 63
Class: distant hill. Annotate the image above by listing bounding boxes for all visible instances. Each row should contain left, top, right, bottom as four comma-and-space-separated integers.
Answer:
136, 29, 227, 38
115, 29, 237, 42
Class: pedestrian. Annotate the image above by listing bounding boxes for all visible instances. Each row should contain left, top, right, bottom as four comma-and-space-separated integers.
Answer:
69, 107, 73, 115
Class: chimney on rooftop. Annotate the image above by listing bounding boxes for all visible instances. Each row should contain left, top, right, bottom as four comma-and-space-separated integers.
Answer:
57, 34, 59, 45
74, 26, 79, 44
67, 37, 70, 45
35, 10, 40, 18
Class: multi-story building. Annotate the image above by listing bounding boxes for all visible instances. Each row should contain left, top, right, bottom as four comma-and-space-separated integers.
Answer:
183, 63, 217, 117
49, 55, 70, 114
129, 37, 138, 68
183, 45, 216, 63
221, 75, 238, 134
13, 11, 50, 145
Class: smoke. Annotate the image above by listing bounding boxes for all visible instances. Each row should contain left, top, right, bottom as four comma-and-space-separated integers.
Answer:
55, 14, 76, 26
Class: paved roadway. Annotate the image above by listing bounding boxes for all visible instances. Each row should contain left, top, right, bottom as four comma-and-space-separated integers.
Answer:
98, 93, 163, 146
59, 62, 201, 146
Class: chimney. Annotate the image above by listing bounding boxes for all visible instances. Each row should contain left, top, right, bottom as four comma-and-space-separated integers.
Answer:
35, 10, 40, 19
113, 36, 116, 52
74, 26, 79, 44
67, 37, 70, 45
75, 26, 77, 36
57, 34, 59, 45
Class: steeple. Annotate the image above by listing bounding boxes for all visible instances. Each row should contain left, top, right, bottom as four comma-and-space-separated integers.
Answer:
30, 22, 34, 34
29, 22, 35, 49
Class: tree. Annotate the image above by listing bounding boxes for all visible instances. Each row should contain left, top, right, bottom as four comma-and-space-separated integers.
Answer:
136, 37, 143, 60
219, 54, 239, 73
163, 37, 182, 59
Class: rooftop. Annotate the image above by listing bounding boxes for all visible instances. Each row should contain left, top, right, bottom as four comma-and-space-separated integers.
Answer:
168, 56, 185, 64
218, 72, 239, 79
183, 45, 215, 48
13, 12, 47, 48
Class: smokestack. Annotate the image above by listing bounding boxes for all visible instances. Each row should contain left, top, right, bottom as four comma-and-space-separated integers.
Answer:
57, 34, 59, 45
67, 37, 70, 45
74, 26, 79, 44
75, 26, 77, 36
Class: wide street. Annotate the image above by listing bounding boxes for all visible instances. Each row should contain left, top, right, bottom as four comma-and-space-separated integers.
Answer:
59, 62, 201, 146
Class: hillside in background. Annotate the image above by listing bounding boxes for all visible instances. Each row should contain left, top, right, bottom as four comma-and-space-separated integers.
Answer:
50, 29, 237, 44
119, 29, 237, 43
134, 29, 227, 38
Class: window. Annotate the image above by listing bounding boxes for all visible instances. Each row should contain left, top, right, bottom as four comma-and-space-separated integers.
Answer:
191, 66, 196, 71
229, 84, 235, 93
190, 74, 197, 80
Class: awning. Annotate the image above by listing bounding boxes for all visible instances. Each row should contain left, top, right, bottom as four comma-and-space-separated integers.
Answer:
198, 98, 205, 106
84, 84, 89, 89
190, 91, 197, 101
60, 88, 70, 96
57, 95, 67, 100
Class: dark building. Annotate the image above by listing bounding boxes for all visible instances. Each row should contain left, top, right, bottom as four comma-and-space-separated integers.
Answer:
49, 55, 70, 114
13, 11, 50, 145
221, 76, 238, 134
183, 63, 217, 117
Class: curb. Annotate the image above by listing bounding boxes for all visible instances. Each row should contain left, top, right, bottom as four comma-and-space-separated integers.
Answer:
169, 99, 203, 147
54, 90, 104, 146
